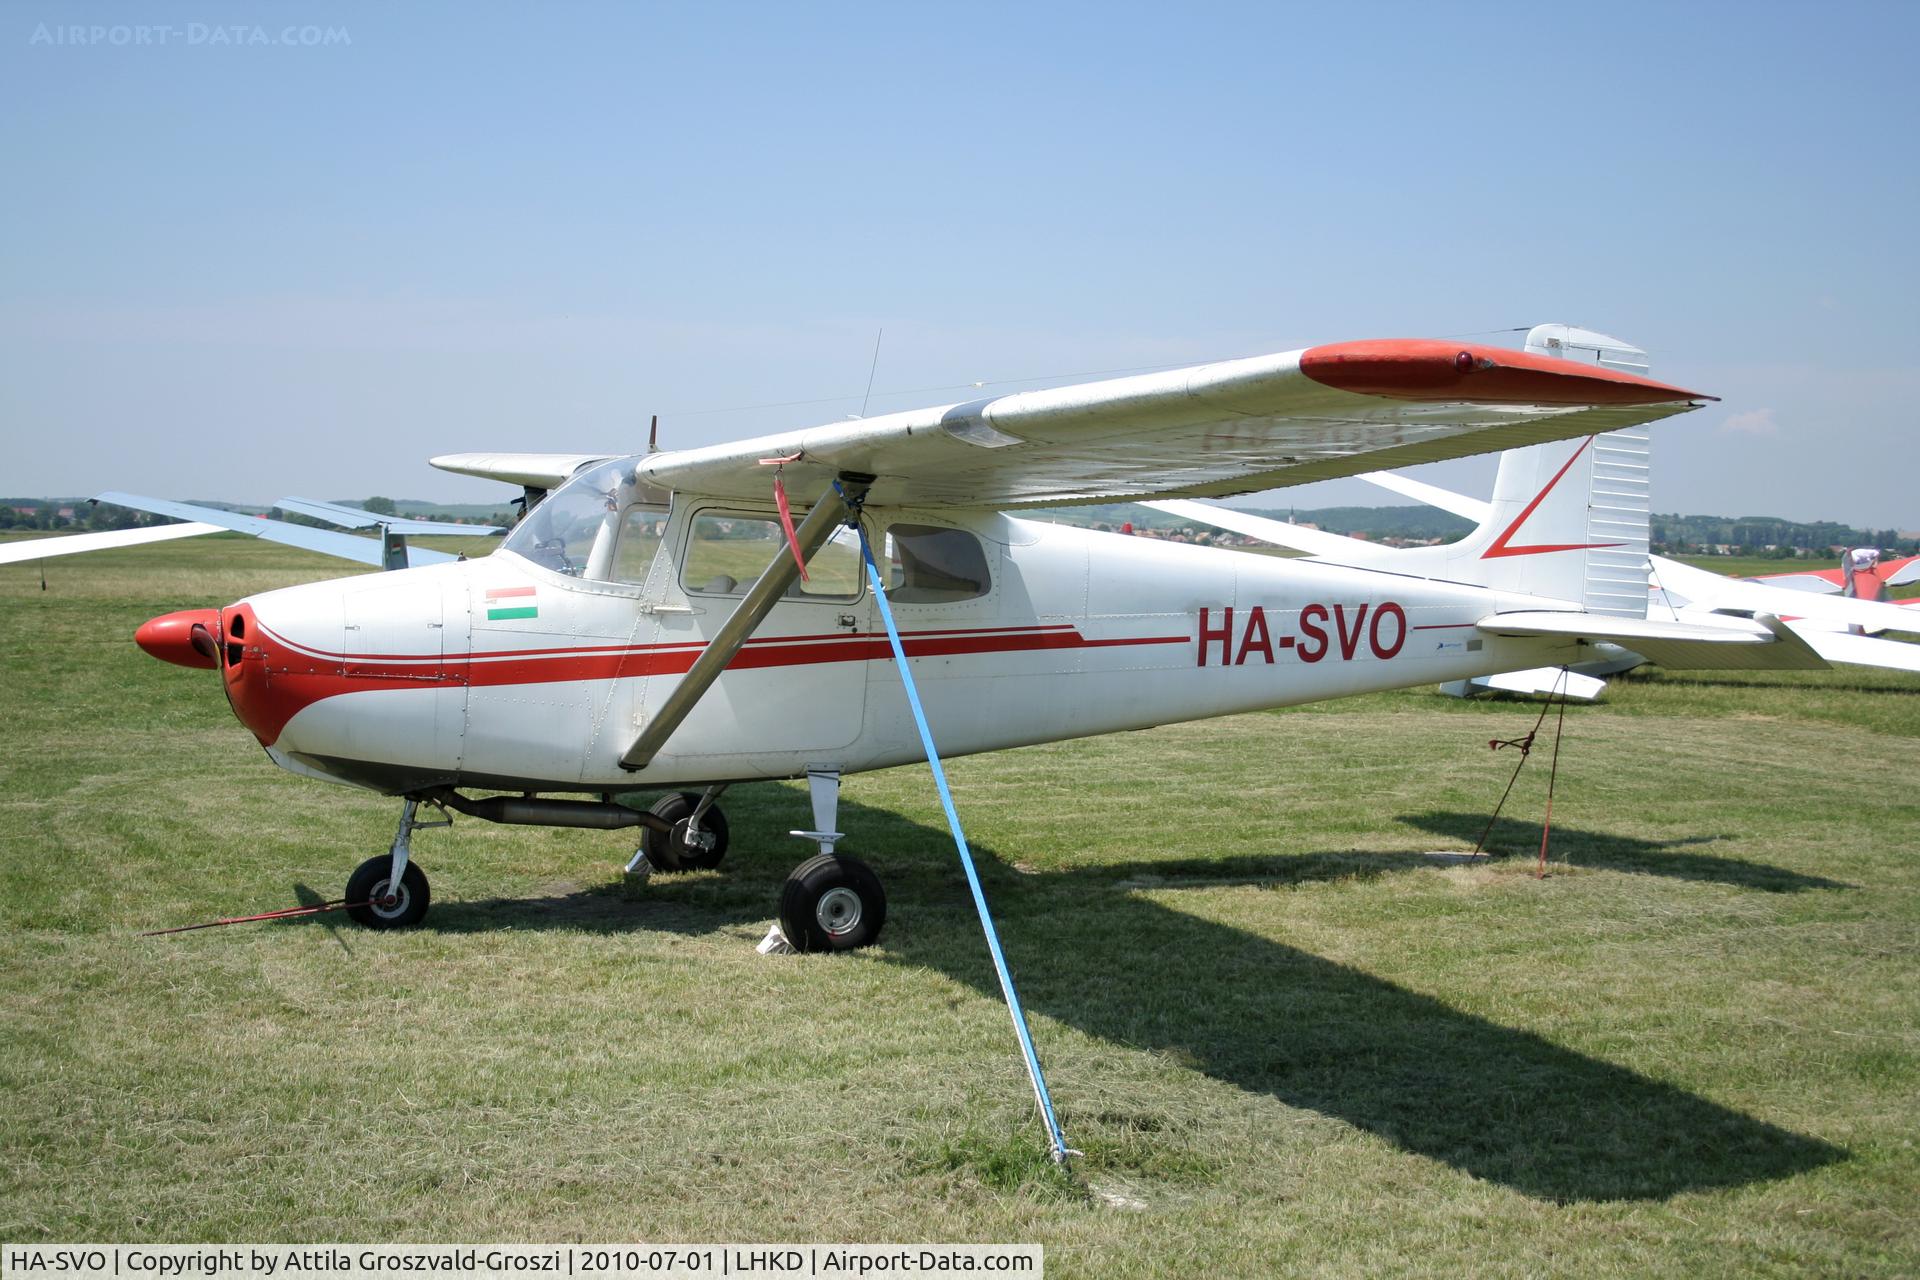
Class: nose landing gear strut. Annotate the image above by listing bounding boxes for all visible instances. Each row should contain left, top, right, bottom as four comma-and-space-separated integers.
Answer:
345, 797, 447, 929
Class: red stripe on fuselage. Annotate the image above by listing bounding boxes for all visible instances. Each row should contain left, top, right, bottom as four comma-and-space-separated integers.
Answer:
257, 622, 1092, 667
235, 620, 1188, 746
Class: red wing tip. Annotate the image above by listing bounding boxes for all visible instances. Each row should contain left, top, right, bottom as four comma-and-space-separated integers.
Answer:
1301, 338, 1714, 406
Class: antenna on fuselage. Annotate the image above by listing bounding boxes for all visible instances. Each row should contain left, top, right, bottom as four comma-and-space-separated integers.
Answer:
858, 328, 884, 418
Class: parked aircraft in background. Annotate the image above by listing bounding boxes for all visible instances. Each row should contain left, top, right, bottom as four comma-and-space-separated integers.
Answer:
1151, 326, 1919, 699
0, 498, 502, 571
1741, 549, 1920, 607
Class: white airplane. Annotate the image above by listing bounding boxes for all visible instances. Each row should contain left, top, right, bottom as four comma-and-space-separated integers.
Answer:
46, 331, 1824, 950
1151, 327, 1920, 698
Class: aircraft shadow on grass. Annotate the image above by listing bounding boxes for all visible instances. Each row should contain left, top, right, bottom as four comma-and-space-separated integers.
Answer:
1400, 811, 1854, 893
321, 796, 1845, 1202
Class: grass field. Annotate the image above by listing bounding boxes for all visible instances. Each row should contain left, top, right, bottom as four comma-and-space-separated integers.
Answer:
2, 534, 1916, 1276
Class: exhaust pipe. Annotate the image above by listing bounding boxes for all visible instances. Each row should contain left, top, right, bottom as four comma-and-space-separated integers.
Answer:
425, 789, 671, 835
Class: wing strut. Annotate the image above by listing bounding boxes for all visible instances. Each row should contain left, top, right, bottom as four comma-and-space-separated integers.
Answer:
845, 483, 1073, 1166
618, 474, 873, 772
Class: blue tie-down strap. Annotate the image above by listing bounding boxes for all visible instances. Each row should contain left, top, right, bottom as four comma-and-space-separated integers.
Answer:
846, 503, 1071, 1164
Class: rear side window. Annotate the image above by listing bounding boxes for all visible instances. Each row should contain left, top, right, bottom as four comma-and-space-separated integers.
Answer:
886, 524, 990, 603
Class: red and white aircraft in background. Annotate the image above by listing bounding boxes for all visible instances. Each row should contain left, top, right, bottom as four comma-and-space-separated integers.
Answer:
1153, 327, 1919, 699
13, 331, 1823, 949
1741, 548, 1920, 609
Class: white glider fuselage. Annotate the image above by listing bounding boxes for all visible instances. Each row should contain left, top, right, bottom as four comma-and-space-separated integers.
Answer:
225, 502, 1572, 796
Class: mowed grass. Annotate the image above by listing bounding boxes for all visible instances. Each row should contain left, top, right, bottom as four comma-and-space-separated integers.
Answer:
1, 535, 1917, 1277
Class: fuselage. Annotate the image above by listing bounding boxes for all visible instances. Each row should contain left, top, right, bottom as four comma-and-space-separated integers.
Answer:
212, 503, 1581, 796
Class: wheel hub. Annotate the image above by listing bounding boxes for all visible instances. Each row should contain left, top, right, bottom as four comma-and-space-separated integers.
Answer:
815, 886, 862, 936
370, 879, 409, 919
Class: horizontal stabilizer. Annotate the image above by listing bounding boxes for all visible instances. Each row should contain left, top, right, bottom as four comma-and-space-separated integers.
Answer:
92, 493, 456, 569
0, 522, 222, 566
1477, 610, 1828, 670
429, 453, 613, 490
273, 496, 503, 537
1461, 668, 1610, 701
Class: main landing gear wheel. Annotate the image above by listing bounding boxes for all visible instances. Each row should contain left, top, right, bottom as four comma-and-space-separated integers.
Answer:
778, 853, 886, 952
345, 854, 431, 929
641, 792, 730, 871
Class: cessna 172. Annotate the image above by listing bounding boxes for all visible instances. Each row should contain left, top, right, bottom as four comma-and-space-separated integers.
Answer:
37, 331, 1830, 951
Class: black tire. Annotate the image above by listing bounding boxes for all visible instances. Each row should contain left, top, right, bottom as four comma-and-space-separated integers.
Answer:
345, 855, 431, 929
641, 793, 729, 872
778, 853, 886, 952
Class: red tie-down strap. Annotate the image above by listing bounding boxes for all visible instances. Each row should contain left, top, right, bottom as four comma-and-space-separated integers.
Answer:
759, 453, 809, 581
1472, 669, 1572, 878
141, 897, 373, 936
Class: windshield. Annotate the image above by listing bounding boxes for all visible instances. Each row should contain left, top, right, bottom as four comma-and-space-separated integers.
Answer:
502, 457, 661, 582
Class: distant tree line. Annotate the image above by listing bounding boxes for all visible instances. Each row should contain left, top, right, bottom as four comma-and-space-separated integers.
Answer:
1650, 514, 1914, 557
0, 500, 159, 531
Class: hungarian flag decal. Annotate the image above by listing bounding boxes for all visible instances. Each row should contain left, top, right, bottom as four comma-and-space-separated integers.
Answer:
485, 585, 537, 621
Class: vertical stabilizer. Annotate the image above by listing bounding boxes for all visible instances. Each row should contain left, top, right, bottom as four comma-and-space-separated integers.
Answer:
1439, 326, 1652, 617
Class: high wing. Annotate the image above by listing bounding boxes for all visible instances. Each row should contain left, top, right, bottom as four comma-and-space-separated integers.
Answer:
1142, 498, 1398, 564
1143, 499, 1342, 557
635, 338, 1713, 510
93, 493, 458, 568
1359, 468, 1493, 523
273, 496, 505, 537
0, 522, 224, 566
429, 452, 614, 490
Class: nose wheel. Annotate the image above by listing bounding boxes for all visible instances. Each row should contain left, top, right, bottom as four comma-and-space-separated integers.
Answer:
343, 796, 445, 929
345, 855, 431, 929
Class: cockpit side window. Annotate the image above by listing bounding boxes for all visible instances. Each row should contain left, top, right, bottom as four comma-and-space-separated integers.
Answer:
885, 525, 991, 603
501, 459, 667, 586
611, 506, 668, 585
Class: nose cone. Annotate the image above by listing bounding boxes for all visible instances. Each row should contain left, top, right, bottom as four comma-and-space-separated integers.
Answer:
135, 609, 222, 669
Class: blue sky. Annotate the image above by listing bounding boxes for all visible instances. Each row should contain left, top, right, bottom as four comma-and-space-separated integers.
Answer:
3, 2, 1916, 525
